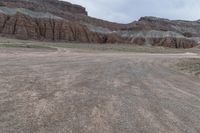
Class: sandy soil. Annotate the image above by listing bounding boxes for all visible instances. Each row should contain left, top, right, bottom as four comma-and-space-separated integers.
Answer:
0, 48, 200, 133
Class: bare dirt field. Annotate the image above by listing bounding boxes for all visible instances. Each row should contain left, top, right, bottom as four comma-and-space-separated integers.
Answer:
0, 41, 200, 133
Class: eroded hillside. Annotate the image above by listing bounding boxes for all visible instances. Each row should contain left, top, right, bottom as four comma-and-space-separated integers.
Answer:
0, 0, 199, 48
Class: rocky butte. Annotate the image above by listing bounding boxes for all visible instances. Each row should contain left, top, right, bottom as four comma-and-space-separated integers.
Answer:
0, 0, 199, 48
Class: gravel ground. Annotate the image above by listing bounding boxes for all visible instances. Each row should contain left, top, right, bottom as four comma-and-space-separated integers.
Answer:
177, 58, 200, 78
0, 47, 200, 133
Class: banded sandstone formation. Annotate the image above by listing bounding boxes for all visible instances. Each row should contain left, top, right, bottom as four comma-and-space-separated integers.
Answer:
0, 0, 199, 48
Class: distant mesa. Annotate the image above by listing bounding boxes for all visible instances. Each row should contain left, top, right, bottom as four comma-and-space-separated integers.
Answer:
0, 0, 199, 48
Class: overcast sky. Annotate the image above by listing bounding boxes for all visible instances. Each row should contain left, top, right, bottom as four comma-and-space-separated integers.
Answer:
65, 0, 200, 23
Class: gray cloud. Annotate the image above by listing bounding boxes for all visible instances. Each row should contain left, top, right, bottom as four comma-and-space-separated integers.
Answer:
64, 0, 200, 23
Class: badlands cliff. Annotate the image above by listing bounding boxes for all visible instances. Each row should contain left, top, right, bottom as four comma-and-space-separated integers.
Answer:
0, 0, 199, 48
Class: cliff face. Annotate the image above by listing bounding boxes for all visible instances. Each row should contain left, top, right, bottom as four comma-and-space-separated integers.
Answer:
134, 17, 200, 37
0, 0, 199, 48
0, 0, 88, 15
0, 13, 101, 42
0, 12, 128, 44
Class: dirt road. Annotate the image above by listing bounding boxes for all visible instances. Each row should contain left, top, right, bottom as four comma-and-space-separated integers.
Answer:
0, 48, 200, 133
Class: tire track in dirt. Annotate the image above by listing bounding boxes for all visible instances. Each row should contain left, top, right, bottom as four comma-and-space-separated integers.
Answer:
0, 48, 200, 133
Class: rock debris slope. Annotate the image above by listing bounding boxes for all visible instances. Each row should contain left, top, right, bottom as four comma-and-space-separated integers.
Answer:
0, 0, 199, 48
